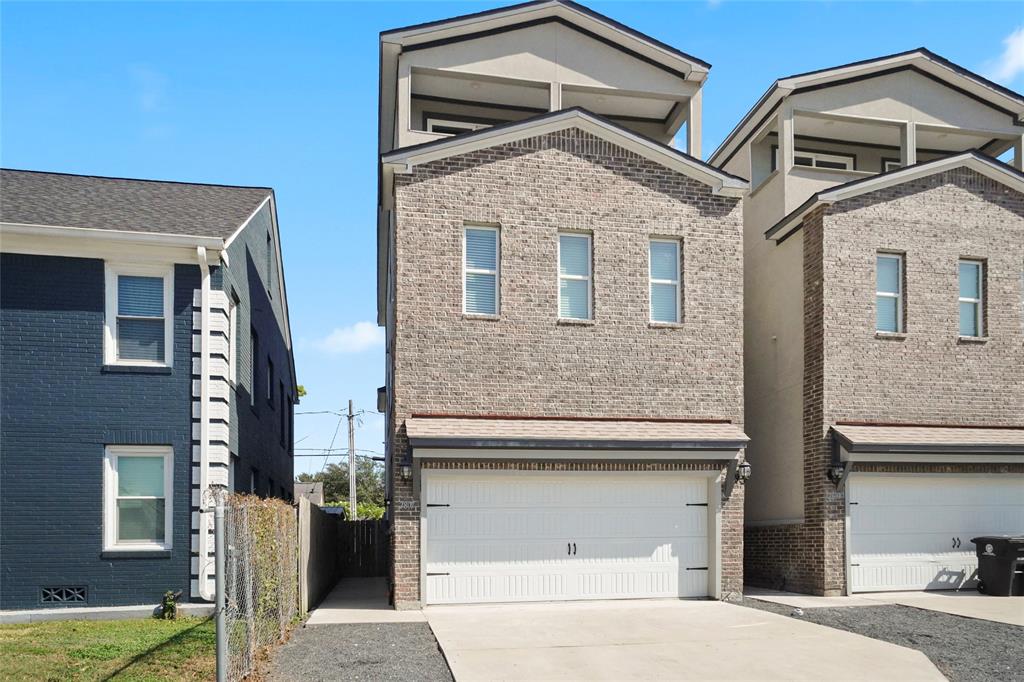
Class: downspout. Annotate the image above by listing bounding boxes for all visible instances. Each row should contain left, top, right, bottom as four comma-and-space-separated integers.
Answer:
197, 246, 216, 602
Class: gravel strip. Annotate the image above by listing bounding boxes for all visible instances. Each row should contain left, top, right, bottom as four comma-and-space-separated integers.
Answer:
266, 622, 453, 682
740, 597, 1022, 682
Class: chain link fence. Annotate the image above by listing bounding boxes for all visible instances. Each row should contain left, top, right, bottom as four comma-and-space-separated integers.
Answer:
222, 492, 298, 681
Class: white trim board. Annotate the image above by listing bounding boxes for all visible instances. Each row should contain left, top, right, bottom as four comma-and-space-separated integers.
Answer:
382, 109, 748, 197
767, 152, 1024, 242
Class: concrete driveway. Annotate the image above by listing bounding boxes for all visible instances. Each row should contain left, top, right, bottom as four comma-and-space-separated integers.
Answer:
424, 599, 944, 681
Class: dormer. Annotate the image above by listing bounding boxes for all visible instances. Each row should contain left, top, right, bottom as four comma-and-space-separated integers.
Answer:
710, 48, 1024, 223
378, 0, 709, 156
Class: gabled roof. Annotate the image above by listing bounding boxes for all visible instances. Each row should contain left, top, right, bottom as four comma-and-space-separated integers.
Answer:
765, 151, 1024, 243
0, 169, 272, 240
382, 107, 749, 196
380, 0, 710, 77
832, 423, 1024, 455
709, 48, 1024, 169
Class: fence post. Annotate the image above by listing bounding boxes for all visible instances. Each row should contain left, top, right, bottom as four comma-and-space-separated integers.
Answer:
214, 490, 227, 682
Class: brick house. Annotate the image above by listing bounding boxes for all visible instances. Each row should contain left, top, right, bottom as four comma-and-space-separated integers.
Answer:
377, 1, 750, 608
710, 51, 1024, 595
0, 169, 297, 612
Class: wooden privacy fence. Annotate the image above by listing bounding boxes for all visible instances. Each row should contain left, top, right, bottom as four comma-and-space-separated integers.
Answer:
338, 519, 388, 577
297, 497, 341, 615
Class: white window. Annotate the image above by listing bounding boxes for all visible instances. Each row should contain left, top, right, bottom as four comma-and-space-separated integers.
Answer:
558, 233, 592, 320
883, 160, 902, 173
649, 239, 681, 323
876, 253, 903, 333
958, 259, 984, 337
426, 118, 489, 136
463, 226, 500, 315
775, 148, 854, 171
103, 445, 173, 551
104, 264, 173, 366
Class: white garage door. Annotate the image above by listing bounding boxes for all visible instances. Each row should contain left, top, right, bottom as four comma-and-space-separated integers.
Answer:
849, 474, 1024, 592
423, 470, 712, 604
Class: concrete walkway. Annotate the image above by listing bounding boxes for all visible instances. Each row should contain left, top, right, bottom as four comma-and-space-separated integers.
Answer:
746, 587, 1024, 626
305, 578, 425, 625
425, 599, 944, 681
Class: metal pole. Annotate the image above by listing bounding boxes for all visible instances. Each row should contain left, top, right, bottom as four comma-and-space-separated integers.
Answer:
214, 490, 227, 682
348, 400, 357, 520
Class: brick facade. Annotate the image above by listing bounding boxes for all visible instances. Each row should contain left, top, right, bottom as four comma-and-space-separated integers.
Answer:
388, 128, 745, 607
746, 168, 1024, 595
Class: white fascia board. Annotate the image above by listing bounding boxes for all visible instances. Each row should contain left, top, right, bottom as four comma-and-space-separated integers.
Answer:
381, 1, 707, 79
413, 447, 743, 461
0, 221, 223, 249
0, 222, 223, 264
382, 111, 749, 195
768, 153, 1024, 242
841, 451, 1024, 464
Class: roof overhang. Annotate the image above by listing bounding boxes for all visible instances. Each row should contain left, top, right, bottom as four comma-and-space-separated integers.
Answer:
406, 416, 750, 456
765, 152, 1024, 243
383, 107, 748, 196
710, 48, 1024, 169
832, 424, 1024, 464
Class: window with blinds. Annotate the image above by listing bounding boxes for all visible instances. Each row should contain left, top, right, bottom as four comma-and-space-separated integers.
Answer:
876, 253, 903, 333
103, 445, 172, 551
105, 264, 172, 366
958, 259, 984, 337
464, 226, 500, 315
558, 233, 592, 320
649, 239, 681, 323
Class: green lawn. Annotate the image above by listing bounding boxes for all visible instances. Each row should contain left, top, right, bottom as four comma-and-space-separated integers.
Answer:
0, 617, 215, 681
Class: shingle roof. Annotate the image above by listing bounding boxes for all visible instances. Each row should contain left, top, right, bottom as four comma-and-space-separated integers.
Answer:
0, 169, 272, 240
832, 424, 1024, 453
406, 416, 749, 450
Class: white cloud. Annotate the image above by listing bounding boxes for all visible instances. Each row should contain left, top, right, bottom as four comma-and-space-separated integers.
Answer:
986, 26, 1024, 83
314, 321, 384, 354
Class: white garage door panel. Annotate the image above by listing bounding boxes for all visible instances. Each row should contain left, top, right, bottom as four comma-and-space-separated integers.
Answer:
850, 475, 1024, 592
424, 471, 712, 604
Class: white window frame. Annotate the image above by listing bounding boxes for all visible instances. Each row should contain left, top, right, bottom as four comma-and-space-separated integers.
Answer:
104, 263, 174, 367
958, 259, 984, 338
883, 160, 902, 173
649, 238, 681, 323
462, 225, 500, 316
775, 148, 854, 171
557, 232, 593, 321
426, 118, 489, 135
876, 253, 903, 333
103, 445, 173, 552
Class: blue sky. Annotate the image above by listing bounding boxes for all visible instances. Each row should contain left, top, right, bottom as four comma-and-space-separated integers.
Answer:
3, 1, 1022, 478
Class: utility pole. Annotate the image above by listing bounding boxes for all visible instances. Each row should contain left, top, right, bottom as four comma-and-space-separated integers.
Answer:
348, 399, 357, 520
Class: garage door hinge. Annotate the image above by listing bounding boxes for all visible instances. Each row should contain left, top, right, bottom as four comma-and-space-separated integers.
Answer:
686, 503, 709, 507
426, 504, 450, 508
426, 572, 450, 576
849, 502, 858, 505
850, 564, 860, 567
686, 567, 709, 571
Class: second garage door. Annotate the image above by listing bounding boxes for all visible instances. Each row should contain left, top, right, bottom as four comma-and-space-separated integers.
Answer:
849, 474, 1024, 592
423, 470, 713, 604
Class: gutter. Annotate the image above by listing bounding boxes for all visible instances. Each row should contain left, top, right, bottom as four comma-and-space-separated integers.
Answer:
196, 246, 215, 602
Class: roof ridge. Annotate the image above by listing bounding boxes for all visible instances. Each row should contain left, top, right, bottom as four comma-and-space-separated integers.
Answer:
0, 167, 273, 193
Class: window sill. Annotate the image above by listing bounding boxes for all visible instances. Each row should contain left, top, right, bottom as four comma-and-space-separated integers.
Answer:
557, 318, 595, 326
462, 313, 501, 321
649, 321, 684, 329
958, 336, 989, 344
874, 332, 906, 340
102, 364, 172, 375
101, 549, 171, 560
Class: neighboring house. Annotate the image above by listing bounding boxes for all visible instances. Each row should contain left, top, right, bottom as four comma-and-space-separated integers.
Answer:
0, 169, 297, 611
295, 481, 325, 506
378, 0, 750, 609
709, 50, 1024, 596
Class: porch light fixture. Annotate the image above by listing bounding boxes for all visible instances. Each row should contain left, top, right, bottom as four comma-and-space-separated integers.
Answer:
827, 465, 846, 484
735, 461, 752, 482
399, 459, 413, 481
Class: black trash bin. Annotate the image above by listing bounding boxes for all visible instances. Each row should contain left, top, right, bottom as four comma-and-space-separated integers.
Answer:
971, 536, 1024, 596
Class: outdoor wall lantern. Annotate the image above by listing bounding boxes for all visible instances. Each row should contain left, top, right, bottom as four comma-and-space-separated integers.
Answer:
399, 459, 413, 481
735, 461, 752, 483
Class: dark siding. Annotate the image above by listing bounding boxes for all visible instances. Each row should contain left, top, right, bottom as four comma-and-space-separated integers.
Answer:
0, 254, 198, 609
222, 203, 295, 500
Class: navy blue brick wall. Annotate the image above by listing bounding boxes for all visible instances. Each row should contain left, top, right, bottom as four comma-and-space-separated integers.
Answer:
0, 254, 198, 610
223, 204, 295, 499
